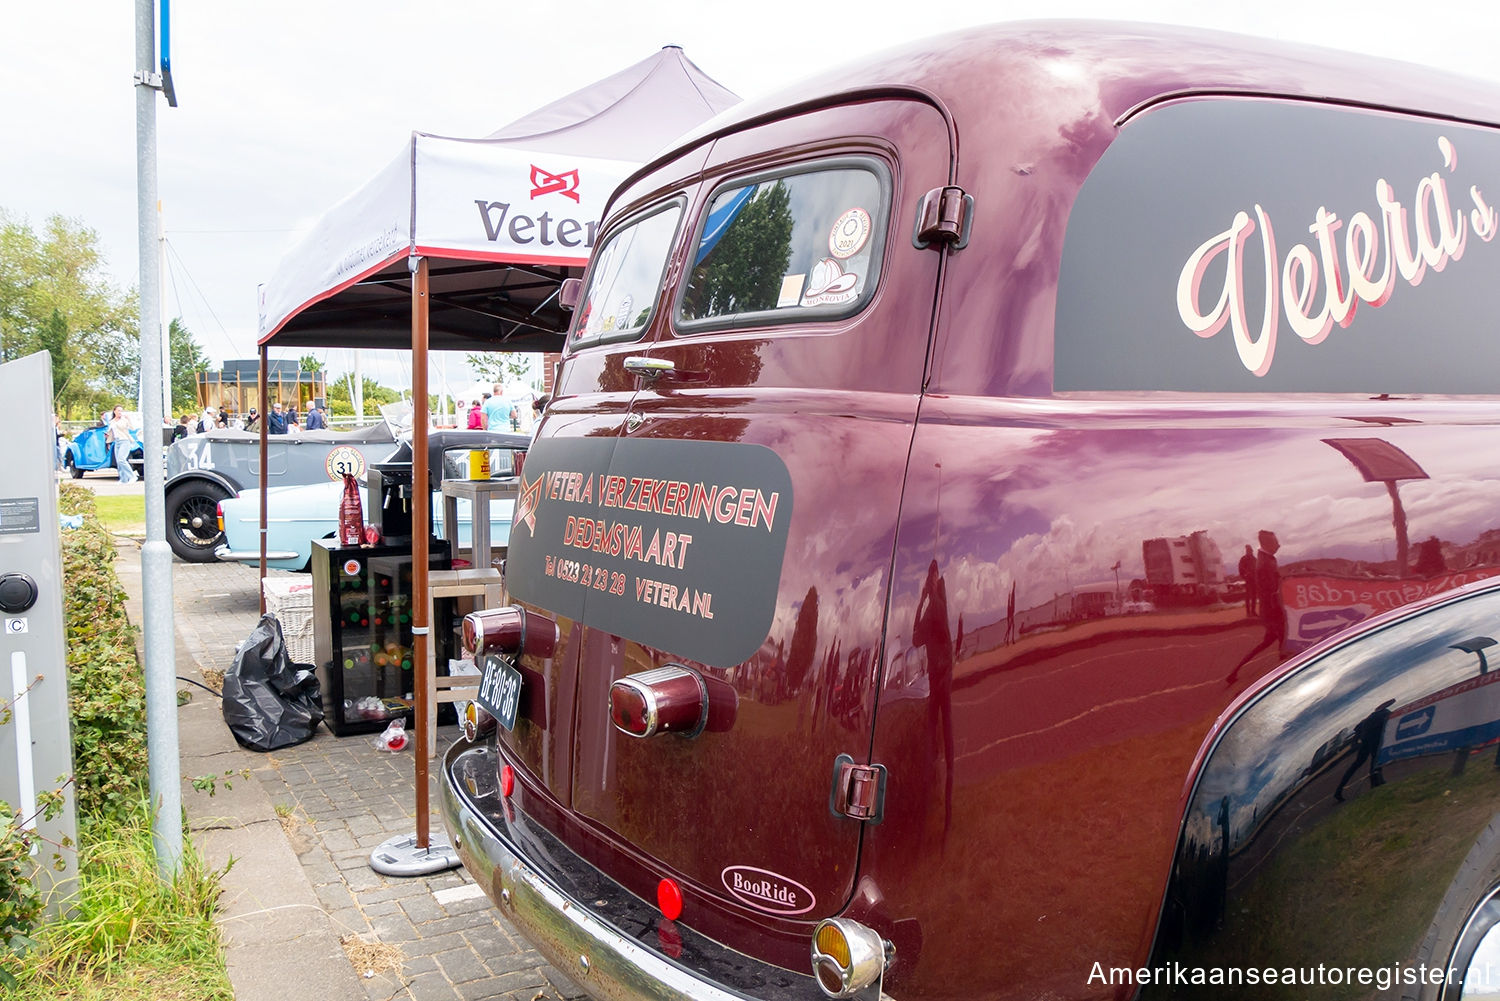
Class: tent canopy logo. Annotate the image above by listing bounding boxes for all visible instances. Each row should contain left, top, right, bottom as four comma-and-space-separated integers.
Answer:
530, 165, 581, 202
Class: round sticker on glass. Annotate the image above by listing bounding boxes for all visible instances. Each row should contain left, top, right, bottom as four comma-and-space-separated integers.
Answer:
829, 207, 871, 259
343, 559, 362, 576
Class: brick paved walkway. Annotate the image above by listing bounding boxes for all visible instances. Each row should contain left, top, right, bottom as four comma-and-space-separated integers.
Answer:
168, 555, 586, 1001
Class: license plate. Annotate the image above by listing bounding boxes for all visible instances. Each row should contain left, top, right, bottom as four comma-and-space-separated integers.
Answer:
476, 655, 523, 732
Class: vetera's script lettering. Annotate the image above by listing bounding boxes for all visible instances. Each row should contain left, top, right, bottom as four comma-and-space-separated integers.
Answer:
1178, 136, 1500, 377
507, 438, 793, 668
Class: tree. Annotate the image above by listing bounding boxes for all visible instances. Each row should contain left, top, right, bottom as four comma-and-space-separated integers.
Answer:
465, 351, 537, 390
684, 180, 793, 316
325, 374, 401, 417
169, 318, 212, 415
298, 353, 324, 373
0, 211, 137, 418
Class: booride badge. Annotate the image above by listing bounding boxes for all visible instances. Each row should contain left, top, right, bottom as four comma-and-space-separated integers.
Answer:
721, 865, 816, 916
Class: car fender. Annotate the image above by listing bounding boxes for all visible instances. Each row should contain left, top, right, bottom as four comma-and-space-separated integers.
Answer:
164, 468, 243, 496
1145, 579, 1500, 990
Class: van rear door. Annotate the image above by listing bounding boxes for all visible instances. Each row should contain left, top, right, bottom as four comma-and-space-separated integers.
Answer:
511, 98, 954, 920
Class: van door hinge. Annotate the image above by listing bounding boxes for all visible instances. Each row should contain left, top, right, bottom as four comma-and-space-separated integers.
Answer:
830, 754, 887, 824
912, 185, 973, 250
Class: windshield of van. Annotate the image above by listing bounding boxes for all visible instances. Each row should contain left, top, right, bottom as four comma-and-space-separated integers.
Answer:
678, 165, 886, 326
572, 202, 682, 345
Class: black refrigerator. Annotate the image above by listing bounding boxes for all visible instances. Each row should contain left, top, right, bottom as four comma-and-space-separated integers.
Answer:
310, 538, 452, 736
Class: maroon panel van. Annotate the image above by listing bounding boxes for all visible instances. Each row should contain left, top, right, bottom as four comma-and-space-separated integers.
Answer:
444, 21, 1500, 1001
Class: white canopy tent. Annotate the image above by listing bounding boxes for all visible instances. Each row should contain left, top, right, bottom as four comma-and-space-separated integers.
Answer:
253, 47, 738, 859
258, 45, 738, 353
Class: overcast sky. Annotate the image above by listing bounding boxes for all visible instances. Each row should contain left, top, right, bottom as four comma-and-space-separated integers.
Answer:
6, 0, 1500, 391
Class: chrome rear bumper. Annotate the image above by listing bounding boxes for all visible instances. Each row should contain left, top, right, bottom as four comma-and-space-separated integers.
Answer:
440, 740, 820, 1001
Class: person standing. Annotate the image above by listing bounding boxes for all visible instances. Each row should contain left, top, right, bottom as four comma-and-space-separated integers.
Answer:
467, 399, 483, 429
1238, 544, 1258, 616
1229, 529, 1285, 683
304, 404, 326, 430
481, 385, 507, 430
53, 414, 67, 471
267, 402, 288, 435
105, 405, 137, 483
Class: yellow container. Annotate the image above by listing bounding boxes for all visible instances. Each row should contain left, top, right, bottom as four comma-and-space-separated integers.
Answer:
468, 449, 491, 480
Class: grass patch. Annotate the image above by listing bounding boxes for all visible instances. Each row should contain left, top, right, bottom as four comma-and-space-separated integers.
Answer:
1, 484, 230, 999
90, 494, 146, 536
1, 800, 231, 1001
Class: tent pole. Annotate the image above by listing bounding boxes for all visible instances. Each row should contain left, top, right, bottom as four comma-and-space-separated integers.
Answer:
411, 256, 432, 850
258, 345, 268, 614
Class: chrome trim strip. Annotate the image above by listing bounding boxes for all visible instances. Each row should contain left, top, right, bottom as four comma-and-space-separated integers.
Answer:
213, 546, 300, 561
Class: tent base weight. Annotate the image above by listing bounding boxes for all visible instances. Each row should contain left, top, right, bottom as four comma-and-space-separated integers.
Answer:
369, 832, 461, 877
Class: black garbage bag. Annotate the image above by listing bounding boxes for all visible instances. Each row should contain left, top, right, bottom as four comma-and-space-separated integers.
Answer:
222, 613, 324, 751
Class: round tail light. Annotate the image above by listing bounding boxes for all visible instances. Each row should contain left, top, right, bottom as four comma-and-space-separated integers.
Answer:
810, 918, 889, 999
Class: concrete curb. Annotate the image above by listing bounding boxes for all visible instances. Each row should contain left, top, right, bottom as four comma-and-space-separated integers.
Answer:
115, 540, 366, 1001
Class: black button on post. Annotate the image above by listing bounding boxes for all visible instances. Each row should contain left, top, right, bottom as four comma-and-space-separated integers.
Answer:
0, 573, 38, 614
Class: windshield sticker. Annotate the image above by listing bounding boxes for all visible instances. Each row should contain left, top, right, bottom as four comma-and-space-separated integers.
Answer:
1055, 101, 1500, 393
507, 437, 793, 668
614, 295, 634, 331
829, 207, 871, 259
801, 258, 859, 306
777, 273, 806, 307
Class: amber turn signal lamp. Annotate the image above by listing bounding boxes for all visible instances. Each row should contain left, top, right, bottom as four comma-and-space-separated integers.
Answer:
609, 666, 708, 739
461, 701, 496, 742
810, 918, 889, 999
657, 878, 683, 921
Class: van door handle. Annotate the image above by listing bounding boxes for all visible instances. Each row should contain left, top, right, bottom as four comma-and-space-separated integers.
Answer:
623, 356, 674, 379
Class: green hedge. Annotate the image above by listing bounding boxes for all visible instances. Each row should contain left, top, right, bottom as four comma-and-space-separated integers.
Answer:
57, 485, 148, 826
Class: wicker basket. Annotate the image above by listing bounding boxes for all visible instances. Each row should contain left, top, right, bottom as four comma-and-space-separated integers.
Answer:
262, 577, 316, 666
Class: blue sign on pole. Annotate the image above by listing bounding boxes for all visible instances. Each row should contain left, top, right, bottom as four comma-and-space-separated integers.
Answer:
159, 0, 177, 107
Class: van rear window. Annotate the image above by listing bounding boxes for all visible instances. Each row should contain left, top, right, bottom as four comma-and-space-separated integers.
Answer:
677, 163, 887, 329
572, 201, 683, 345
1055, 99, 1500, 393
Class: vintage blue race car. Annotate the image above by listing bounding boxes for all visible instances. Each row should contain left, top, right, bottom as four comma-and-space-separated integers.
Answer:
64, 420, 144, 479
